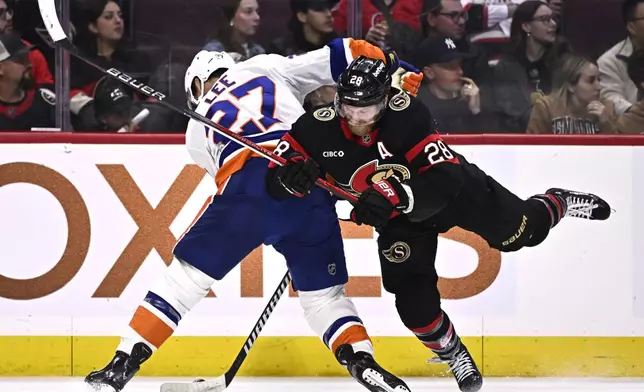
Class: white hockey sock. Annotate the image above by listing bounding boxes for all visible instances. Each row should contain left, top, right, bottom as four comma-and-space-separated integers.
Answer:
299, 285, 374, 356
117, 258, 215, 355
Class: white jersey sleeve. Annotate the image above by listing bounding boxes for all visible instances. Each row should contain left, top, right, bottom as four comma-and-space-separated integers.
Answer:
238, 38, 356, 104
185, 38, 373, 188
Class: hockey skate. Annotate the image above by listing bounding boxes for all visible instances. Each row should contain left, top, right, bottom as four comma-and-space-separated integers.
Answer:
336, 344, 411, 392
84, 342, 152, 392
547, 188, 611, 220
428, 341, 482, 392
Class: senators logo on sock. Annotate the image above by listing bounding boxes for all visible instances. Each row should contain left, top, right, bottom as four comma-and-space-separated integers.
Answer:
338, 159, 411, 196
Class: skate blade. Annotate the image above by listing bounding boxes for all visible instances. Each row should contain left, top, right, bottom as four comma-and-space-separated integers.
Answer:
362, 368, 410, 392
160, 376, 227, 392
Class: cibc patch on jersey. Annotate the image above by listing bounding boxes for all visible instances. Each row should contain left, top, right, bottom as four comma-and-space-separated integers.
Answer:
339, 159, 411, 195
277, 95, 462, 221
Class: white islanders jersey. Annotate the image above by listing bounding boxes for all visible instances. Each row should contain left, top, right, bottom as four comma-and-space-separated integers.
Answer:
185, 38, 365, 189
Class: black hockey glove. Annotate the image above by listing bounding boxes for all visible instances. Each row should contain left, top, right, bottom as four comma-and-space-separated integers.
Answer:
350, 177, 412, 229
266, 154, 320, 200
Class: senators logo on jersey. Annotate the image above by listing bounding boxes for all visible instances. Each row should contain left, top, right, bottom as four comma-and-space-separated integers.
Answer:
339, 159, 411, 195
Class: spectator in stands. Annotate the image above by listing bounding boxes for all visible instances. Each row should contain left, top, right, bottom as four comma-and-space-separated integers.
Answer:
93, 78, 135, 131
422, 0, 491, 85
0, 0, 11, 33
204, 0, 264, 62
268, 0, 338, 111
615, 50, 644, 133
268, 0, 337, 57
0, 0, 53, 86
91, 78, 168, 133
527, 54, 616, 134
412, 35, 498, 133
492, 0, 569, 133
332, 0, 422, 53
70, 0, 151, 120
463, 0, 565, 62
0, 33, 55, 131
597, 0, 644, 117
460, 0, 521, 64
548, 0, 565, 26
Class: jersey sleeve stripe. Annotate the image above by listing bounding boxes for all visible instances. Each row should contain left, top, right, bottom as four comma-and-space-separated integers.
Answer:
405, 133, 442, 162
328, 38, 353, 81
282, 133, 311, 159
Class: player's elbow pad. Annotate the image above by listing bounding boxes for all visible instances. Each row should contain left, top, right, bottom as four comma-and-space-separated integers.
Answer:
406, 166, 464, 222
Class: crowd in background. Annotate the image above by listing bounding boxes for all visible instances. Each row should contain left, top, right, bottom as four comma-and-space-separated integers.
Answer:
0, 0, 643, 134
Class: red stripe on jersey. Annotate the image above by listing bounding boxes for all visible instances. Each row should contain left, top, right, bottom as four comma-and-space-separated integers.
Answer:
405, 133, 441, 162
340, 119, 355, 141
268, 133, 310, 168
27, 44, 54, 85
0, 89, 35, 117
406, 134, 460, 173
416, 156, 460, 173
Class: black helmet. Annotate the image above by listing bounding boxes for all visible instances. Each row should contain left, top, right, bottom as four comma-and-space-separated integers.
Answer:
335, 56, 391, 126
336, 56, 391, 107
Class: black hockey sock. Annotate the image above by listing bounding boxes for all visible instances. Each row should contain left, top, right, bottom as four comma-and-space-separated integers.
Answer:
409, 311, 460, 358
529, 193, 567, 228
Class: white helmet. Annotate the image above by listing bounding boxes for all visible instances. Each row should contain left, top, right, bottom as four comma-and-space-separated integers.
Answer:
185, 50, 236, 109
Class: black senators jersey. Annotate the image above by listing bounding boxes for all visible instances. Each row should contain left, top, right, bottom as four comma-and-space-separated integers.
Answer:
274, 92, 469, 222
0, 86, 56, 131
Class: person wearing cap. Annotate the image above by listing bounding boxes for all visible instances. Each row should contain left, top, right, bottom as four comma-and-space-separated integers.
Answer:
413, 34, 498, 133
89, 76, 182, 133
92, 78, 135, 131
73, 74, 185, 133
184, 50, 236, 110
267, 0, 337, 57
1, 0, 54, 85
422, 0, 492, 85
0, 32, 55, 131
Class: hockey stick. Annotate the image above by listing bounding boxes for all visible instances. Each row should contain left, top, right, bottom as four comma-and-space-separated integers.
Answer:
36, 4, 349, 390
159, 271, 292, 392
37, 0, 358, 204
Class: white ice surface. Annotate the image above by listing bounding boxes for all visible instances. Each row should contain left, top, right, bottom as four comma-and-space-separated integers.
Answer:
2, 377, 644, 392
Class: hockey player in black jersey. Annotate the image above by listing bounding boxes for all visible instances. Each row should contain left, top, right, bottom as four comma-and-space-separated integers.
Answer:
265, 56, 611, 392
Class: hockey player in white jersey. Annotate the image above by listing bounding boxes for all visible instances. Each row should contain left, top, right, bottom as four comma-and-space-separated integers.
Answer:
184, 50, 236, 111
85, 39, 423, 392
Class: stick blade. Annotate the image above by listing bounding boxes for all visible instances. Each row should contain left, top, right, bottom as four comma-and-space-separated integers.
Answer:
37, 0, 69, 43
160, 376, 228, 392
